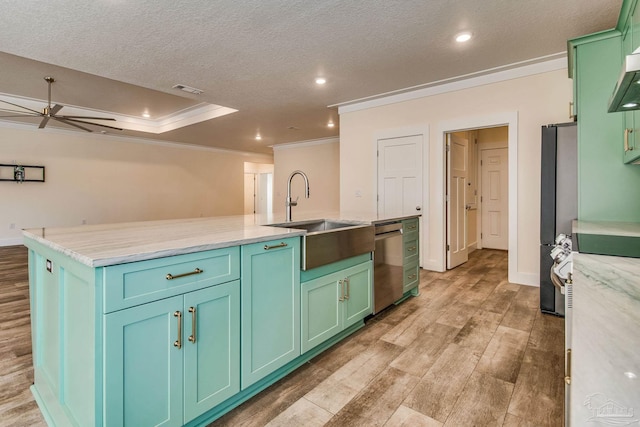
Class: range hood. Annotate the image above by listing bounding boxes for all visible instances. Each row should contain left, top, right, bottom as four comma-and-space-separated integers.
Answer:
608, 53, 640, 112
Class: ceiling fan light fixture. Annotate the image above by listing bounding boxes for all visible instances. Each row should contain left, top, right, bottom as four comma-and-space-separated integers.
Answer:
172, 84, 204, 95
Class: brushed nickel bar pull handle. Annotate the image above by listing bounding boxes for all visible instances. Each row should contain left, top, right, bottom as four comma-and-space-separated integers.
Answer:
166, 268, 203, 280
408, 246, 417, 252
624, 128, 633, 152
174, 311, 182, 349
264, 242, 288, 250
408, 274, 417, 280
188, 307, 196, 344
338, 280, 344, 301
407, 224, 417, 230
344, 278, 350, 300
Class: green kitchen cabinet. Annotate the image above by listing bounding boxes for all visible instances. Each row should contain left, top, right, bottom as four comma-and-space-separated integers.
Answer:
240, 237, 301, 389
569, 27, 640, 221
27, 240, 242, 427
301, 260, 372, 353
104, 280, 240, 426
402, 218, 420, 293
621, 5, 640, 163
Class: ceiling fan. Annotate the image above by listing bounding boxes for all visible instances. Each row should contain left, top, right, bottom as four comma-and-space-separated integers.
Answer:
0, 76, 123, 132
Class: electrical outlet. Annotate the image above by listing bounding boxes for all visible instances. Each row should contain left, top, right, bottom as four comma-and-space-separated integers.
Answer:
9, 223, 15, 229
81, 219, 87, 225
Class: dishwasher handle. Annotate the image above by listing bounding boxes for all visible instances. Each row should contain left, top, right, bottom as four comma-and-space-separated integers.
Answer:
375, 222, 403, 236
375, 230, 403, 241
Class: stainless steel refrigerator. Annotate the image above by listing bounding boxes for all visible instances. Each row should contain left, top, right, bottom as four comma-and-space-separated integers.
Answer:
540, 122, 577, 316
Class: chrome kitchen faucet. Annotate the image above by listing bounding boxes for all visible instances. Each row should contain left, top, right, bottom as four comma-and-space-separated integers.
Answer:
285, 170, 310, 222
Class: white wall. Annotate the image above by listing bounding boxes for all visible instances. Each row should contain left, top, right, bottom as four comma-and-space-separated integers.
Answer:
273, 138, 340, 215
1, 123, 272, 245
339, 64, 572, 285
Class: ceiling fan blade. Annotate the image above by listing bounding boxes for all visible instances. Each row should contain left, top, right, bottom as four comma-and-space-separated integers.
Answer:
50, 104, 63, 115
0, 114, 41, 118
0, 99, 42, 114
0, 108, 40, 116
59, 117, 123, 132
54, 117, 93, 132
58, 115, 116, 121
39, 116, 51, 129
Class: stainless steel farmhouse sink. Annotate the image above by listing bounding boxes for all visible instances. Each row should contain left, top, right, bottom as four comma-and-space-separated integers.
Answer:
267, 219, 374, 270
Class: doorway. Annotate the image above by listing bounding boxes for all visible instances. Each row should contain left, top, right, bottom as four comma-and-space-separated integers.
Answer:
243, 162, 274, 215
446, 126, 508, 269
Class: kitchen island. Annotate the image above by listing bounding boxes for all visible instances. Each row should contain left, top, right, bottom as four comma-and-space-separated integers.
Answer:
23, 213, 419, 427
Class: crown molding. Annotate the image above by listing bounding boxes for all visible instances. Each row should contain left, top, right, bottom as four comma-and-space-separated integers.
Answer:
271, 137, 339, 151
334, 53, 568, 114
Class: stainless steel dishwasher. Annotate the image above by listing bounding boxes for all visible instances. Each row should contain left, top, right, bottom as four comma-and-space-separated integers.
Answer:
373, 221, 404, 314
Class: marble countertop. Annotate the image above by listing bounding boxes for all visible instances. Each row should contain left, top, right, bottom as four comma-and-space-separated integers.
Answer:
572, 220, 640, 237
22, 211, 420, 268
570, 253, 640, 425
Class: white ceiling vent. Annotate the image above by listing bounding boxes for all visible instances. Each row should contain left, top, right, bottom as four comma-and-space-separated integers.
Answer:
172, 84, 204, 95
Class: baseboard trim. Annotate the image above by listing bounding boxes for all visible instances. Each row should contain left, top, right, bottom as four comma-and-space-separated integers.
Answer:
510, 271, 539, 287
0, 237, 23, 247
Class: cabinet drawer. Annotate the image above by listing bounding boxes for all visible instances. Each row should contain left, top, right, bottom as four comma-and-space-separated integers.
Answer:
403, 261, 419, 293
103, 247, 240, 312
403, 238, 419, 262
403, 218, 418, 234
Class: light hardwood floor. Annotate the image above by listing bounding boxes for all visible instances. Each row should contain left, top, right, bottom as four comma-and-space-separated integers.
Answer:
0, 246, 564, 427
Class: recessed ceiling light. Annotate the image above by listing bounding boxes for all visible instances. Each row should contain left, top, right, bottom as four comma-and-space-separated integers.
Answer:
255, 134, 262, 141
455, 32, 472, 43
623, 102, 638, 108
315, 77, 327, 85
328, 121, 335, 128
142, 112, 150, 118
625, 371, 637, 379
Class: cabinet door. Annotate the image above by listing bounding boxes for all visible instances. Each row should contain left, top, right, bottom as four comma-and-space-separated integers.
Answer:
183, 281, 240, 423
632, 0, 640, 53
301, 273, 342, 353
624, 114, 640, 163
343, 261, 373, 328
104, 296, 183, 427
241, 238, 300, 389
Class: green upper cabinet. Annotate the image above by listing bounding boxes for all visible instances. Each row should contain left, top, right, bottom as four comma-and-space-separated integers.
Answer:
569, 19, 640, 221
240, 237, 301, 389
631, 0, 640, 53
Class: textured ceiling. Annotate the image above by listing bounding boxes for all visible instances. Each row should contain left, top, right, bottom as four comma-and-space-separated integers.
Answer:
0, 0, 622, 154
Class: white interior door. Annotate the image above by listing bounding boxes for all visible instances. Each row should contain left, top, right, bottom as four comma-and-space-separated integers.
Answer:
447, 133, 469, 269
257, 172, 273, 214
377, 135, 423, 218
481, 148, 508, 250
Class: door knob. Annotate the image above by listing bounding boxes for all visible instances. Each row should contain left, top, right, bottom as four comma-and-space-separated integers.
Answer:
416, 206, 421, 211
